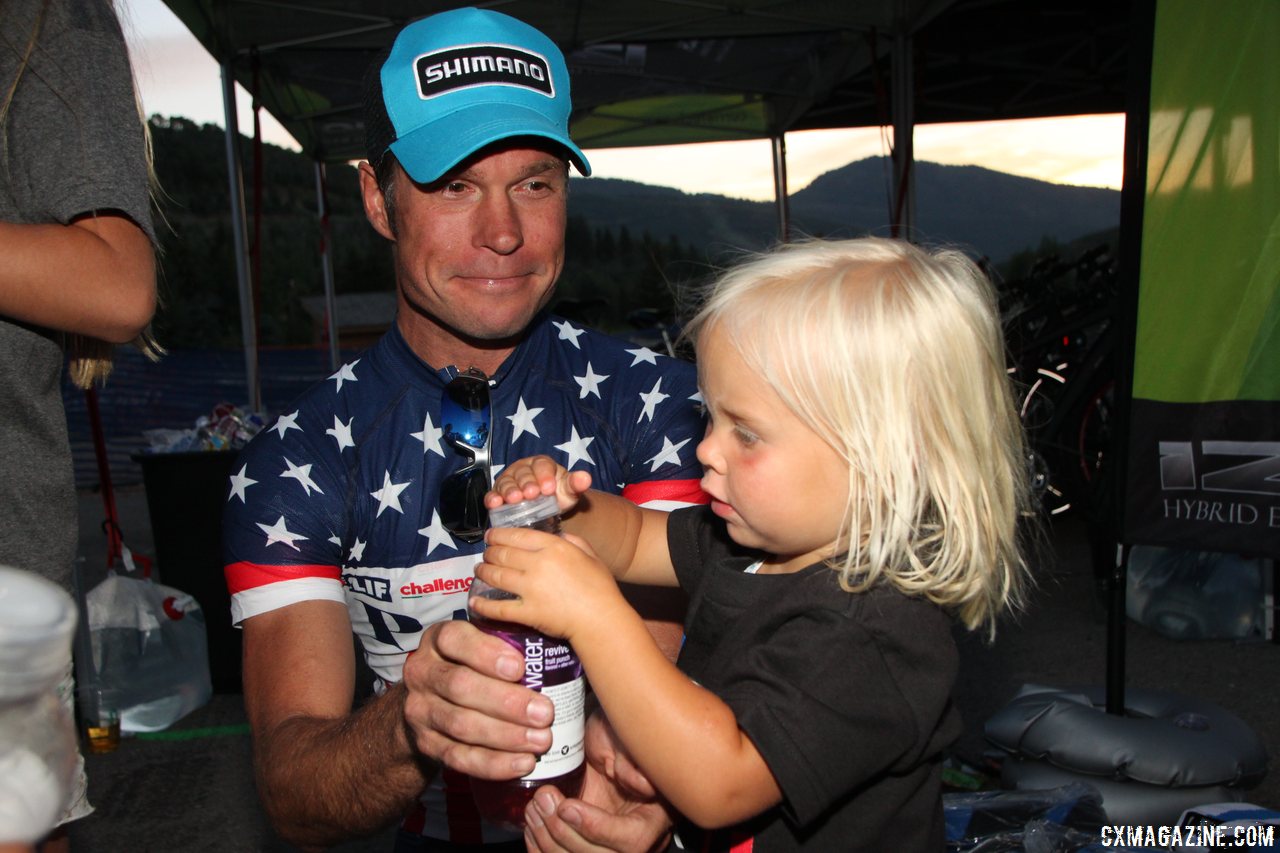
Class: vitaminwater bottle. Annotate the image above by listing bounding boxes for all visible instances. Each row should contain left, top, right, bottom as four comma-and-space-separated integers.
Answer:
468, 494, 586, 830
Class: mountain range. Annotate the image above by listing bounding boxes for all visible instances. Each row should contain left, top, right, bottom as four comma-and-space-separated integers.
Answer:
568, 156, 1120, 265
144, 117, 1121, 347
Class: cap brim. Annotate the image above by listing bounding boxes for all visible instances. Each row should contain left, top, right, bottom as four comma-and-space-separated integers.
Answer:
388, 103, 592, 184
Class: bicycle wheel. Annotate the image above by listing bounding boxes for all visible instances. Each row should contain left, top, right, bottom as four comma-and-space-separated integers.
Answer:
1011, 363, 1073, 516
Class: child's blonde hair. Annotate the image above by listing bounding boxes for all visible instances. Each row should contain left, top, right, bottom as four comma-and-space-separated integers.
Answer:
684, 237, 1034, 637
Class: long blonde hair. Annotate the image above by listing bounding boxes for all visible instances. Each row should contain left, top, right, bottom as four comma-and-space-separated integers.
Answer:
684, 237, 1035, 637
2, 0, 164, 388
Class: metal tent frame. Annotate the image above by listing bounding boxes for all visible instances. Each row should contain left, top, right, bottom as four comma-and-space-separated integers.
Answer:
161, 0, 1130, 404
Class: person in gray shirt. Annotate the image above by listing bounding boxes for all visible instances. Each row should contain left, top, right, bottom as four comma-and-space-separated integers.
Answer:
0, 0, 158, 845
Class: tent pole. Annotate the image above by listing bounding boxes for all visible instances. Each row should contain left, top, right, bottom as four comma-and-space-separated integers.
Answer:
1104, 543, 1129, 714
220, 59, 261, 412
314, 161, 340, 370
771, 134, 791, 243
890, 20, 915, 240
1104, 0, 1158, 716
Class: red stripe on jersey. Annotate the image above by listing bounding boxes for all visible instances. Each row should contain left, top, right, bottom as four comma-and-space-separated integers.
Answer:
622, 478, 709, 506
401, 800, 427, 835
690, 828, 754, 852
223, 561, 341, 594
442, 767, 484, 844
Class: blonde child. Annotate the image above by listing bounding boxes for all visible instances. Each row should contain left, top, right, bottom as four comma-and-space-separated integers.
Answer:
475, 237, 1034, 852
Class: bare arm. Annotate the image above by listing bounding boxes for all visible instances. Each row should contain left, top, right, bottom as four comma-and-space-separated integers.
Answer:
476, 530, 781, 828
562, 473, 687, 660
243, 601, 558, 849
242, 600, 426, 848
487, 456, 750, 835
0, 213, 155, 342
489, 455, 685, 661
486, 456, 676, 587
578, 599, 781, 827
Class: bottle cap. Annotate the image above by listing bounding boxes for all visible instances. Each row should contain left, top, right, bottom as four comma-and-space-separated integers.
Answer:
0, 566, 77, 698
488, 493, 559, 529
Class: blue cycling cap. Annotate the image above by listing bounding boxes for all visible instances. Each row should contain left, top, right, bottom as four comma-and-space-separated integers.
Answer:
367, 7, 591, 183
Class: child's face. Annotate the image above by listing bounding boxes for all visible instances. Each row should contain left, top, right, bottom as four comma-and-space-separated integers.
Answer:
695, 324, 850, 573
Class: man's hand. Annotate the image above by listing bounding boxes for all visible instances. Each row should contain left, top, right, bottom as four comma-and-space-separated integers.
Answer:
400, 619, 555, 780
524, 784, 672, 853
522, 713, 673, 852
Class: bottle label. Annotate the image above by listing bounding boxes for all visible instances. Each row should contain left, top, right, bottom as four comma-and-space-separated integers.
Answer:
479, 622, 585, 780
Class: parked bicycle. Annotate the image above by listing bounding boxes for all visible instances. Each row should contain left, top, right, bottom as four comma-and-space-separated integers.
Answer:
999, 244, 1119, 518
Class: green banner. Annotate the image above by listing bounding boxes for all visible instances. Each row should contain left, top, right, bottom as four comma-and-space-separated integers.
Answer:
1125, 0, 1280, 556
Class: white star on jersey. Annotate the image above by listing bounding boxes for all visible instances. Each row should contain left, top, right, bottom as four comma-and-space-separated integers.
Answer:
371, 471, 410, 517
647, 436, 690, 472
553, 319, 586, 349
326, 416, 355, 451
228, 464, 257, 503
574, 362, 609, 399
281, 457, 324, 495
410, 414, 446, 457
271, 410, 301, 439
348, 538, 366, 563
258, 515, 306, 550
638, 378, 669, 422
329, 360, 360, 392
417, 509, 457, 556
507, 397, 544, 441
556, 426, 596, 469
626, 347, 660, 366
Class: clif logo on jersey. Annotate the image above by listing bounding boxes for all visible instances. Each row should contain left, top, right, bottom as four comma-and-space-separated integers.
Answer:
343, 573, 392, 602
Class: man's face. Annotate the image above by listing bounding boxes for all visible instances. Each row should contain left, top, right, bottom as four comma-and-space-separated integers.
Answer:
363, 144, 569, 365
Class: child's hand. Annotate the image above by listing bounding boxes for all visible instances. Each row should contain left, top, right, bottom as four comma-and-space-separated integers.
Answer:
474, 527, 623, 644
484, 454, 593, 516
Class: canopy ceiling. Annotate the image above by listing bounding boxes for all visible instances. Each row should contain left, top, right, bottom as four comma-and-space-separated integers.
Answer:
161, 0, 1132, 163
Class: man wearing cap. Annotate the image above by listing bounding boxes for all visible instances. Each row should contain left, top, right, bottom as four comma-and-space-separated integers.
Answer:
222, 7, 705, 852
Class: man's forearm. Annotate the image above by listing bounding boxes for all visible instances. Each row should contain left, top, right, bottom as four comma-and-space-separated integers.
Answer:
254, 682, 434, 848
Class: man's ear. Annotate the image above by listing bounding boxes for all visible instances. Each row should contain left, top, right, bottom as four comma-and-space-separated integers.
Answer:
359, 161, 396, 241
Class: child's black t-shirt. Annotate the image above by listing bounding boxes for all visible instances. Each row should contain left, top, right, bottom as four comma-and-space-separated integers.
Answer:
668, 505, 963, 852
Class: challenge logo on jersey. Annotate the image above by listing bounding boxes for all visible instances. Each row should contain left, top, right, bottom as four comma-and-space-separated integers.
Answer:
400, 576, 473, 600
415, 45, 553, 99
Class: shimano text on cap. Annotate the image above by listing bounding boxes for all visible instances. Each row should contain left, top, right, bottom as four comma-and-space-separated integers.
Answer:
416, 46, 554, 98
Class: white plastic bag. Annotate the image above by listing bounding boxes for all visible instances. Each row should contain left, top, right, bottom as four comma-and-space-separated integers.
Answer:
85, 564, 213, 733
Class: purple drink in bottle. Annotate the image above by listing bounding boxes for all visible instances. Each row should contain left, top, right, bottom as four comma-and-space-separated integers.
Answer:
468, 495, 585, 830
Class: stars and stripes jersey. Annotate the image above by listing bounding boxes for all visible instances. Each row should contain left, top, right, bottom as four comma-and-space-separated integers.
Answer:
221, 312, 707, 844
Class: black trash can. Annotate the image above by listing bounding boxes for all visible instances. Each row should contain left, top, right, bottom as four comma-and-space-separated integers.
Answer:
133, 450, 242, 693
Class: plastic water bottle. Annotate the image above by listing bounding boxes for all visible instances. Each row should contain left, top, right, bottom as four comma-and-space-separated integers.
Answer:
468, 494, 586, 830
0, 566, 80, 844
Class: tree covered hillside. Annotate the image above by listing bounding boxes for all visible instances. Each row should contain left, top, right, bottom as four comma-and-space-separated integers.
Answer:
147, 116, 1118, 350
